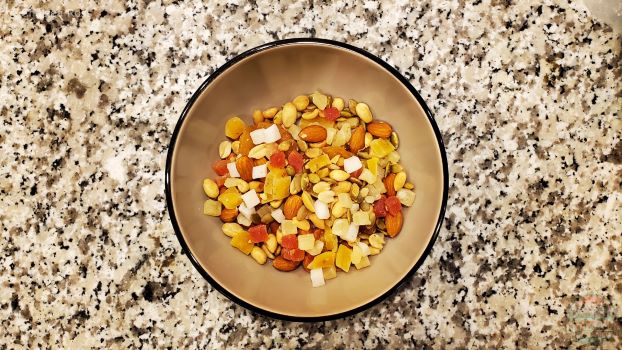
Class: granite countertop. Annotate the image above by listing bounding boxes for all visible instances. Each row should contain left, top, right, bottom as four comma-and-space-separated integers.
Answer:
1, 0, 620, 348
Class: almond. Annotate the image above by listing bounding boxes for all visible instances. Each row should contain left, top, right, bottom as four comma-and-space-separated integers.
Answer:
283, 195, 302, 219
220, 208, 238, 223
322, 146, 353, 159
367, 121, 393, 138
272, 256, 301, 271
302, 253, 314, 272
235, 156, 253, 181
385, 210, 403, 237
348, 125, 365, 153
384, 173, 396, 196
298, 125, 327, 143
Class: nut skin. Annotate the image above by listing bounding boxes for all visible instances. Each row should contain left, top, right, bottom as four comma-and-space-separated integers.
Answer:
235, 156, 254, 182
272, 256, 301, 271
385, 210, 403, 237
283, 195, 303, 220
298, 125, 327, 143
348, 125, 365, 154
384, 173, 396, 196
367, 121, 393, 139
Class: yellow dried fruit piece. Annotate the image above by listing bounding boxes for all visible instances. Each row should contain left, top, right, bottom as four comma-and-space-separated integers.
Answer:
203, 199, 222, 216
218, 190, 243, 210
307, 251, 336, 269
323, 232, 338, 252
203, 178, 219, 198
298, 233, 315, 251
272, 176, 291, 201
311, 92, 328, 110
293, 95, 310, 111
370, 139, 395, 158
351, 244, 363, 265
230, 231, 254, 255
336, 244, 352, 272
323, 265, 337, 280
306, 154, 331, 173
225, 116, 246, 140
354, 256, 370, 269
366, 157, 379, 177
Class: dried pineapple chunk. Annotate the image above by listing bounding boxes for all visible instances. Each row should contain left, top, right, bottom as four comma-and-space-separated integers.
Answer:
336, 244, 352, 272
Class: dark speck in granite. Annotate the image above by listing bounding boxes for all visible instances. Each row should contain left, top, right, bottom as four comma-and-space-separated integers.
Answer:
0, 0, 620, 348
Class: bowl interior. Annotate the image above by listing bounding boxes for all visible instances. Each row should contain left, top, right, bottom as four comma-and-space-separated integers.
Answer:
169, 42, 445, 318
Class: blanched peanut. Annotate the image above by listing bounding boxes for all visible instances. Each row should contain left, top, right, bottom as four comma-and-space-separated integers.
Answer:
251, 247, 267, 264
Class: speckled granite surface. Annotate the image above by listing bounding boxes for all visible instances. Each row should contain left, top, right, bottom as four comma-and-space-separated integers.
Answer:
1, 0, 620, 348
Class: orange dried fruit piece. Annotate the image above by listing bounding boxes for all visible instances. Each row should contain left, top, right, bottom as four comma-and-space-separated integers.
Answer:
230, 231, 254, 255
225, 116, 246, 140
307, 251, 335, 269
238, 127, 255, 156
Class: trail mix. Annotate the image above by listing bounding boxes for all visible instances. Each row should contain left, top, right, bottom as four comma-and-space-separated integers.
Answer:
202, 92, 416, 287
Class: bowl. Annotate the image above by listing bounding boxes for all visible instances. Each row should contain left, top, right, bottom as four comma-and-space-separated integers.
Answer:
165, 38, 448, 321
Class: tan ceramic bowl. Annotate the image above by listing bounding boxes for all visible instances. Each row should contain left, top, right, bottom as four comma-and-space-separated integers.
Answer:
166, 39, 448, 321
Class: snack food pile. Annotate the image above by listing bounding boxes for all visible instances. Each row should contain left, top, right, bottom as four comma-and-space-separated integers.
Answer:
202, 92, 416, 287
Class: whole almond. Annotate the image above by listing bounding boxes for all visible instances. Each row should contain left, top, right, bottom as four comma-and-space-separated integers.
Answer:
367, 121, 393, 138
349, 125, 365, 153
385, 210, 403, 237
235, 156, 253, 182
283, 195, 303, 219
298, 125, 327, 143
272, 256, 301, 271
220, 208, 238, 223
384, 173, 396, 196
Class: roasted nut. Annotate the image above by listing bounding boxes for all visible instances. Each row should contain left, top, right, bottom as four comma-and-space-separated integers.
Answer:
272, 256, 300, 271
349, 125, 365, 153
251, 247, 267, 264
283, 195, 303, 219
367, 121, 393, 138
293, 95, 310, 111
299, 125, 327, 143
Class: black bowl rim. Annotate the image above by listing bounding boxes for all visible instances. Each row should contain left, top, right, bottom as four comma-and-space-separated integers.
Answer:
165, 38, 448, 322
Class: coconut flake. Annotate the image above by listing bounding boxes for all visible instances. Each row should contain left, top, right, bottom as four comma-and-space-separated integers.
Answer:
271, 208, 285, 223
227, 162, 240, 177
241, 189, 260, 208
343, 156, 363, 173
252, 164, 267, 179
250, 128, 266, 144
314, 200, 330, 219
263, 124, 281, 144
310, 268, 325, 287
